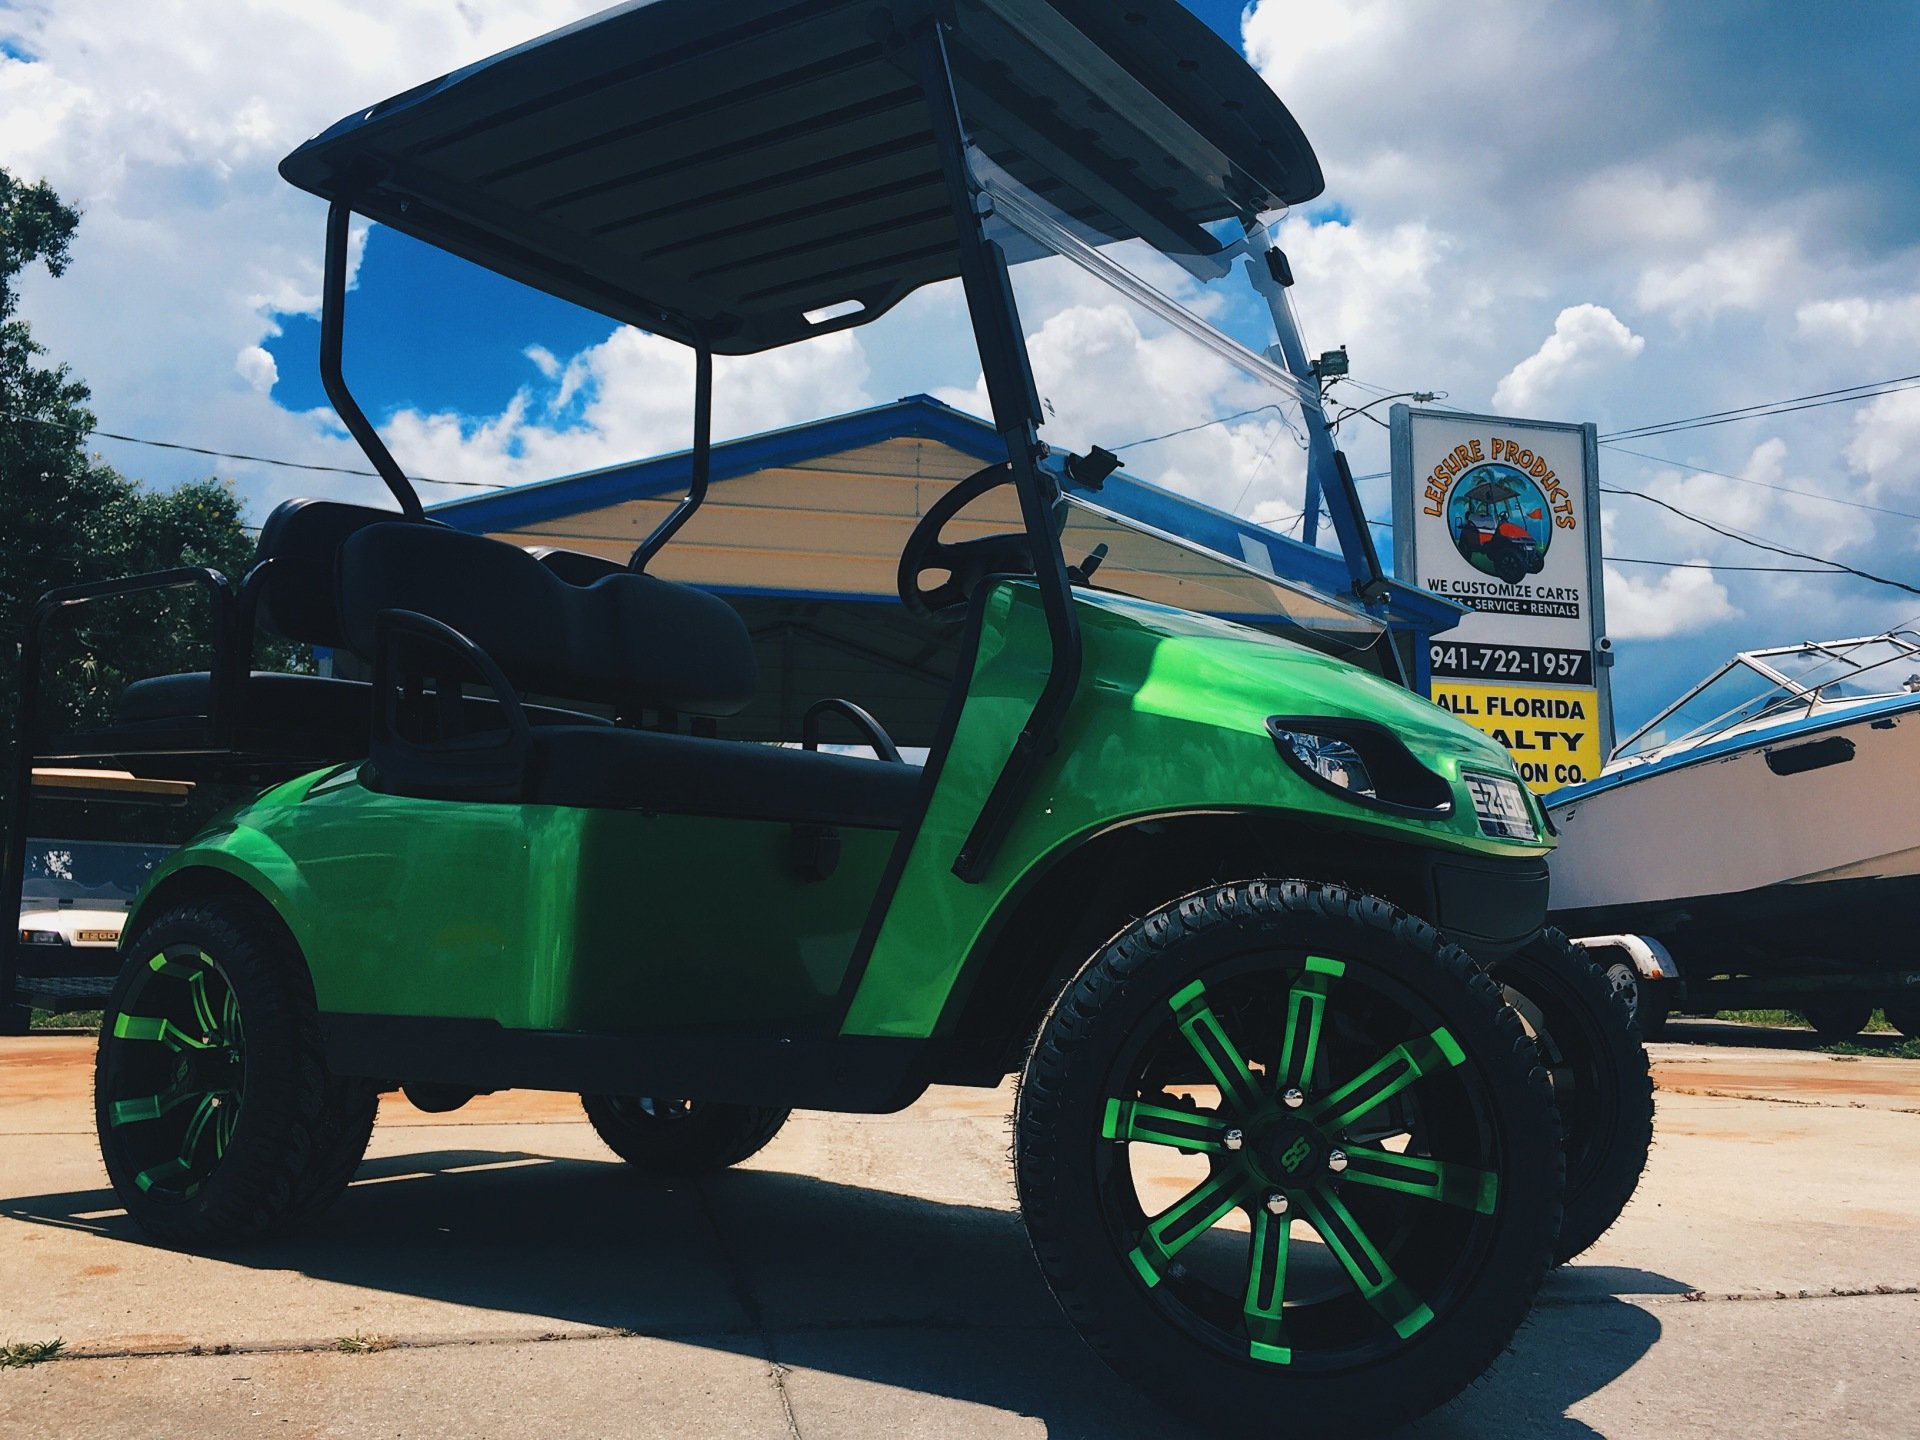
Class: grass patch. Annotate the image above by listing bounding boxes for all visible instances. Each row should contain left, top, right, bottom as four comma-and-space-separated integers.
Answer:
1717, 1009, 1802, 1027
334, 1334, 394, 1355
1716, 1008, 1897, 1033
29, 1010, 103, 1032
0, 1339, 64, 1369
1824, 1038, 1920, 1060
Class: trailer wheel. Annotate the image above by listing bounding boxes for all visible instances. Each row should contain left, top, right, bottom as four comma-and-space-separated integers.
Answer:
1884, 1001, 1920, 1039
95, 898, 354, 1246
1800, 1000, 1872, 1040
1015, 880, 1562, 1436
1493, 930, 1653, 1264
581, 1095, 789, 1175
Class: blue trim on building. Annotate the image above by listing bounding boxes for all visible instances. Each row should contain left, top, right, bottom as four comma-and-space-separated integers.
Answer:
1546, 689, 1920, 808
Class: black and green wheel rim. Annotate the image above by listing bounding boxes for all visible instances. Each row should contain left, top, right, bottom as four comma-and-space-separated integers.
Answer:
1095, 951, 1506, 1372
101, 944, 248, 1200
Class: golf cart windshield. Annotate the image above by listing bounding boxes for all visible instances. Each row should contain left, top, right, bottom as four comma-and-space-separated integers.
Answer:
21, 840, 171, 909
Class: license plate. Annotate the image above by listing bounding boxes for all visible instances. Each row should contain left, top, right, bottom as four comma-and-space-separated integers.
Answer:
1465, 773, 1538, 841
77, 929, 120, 944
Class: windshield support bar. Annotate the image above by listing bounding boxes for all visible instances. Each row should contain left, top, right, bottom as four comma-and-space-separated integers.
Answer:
321, 200, 425, 521
631, 327, 714, 572
908, 13, 1083, 884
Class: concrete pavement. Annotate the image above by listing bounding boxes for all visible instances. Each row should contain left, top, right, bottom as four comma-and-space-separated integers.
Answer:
2, 1023, 1916, 1438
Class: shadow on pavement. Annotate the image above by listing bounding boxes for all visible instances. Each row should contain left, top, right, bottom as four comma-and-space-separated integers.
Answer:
2, 1149, 1669, 1439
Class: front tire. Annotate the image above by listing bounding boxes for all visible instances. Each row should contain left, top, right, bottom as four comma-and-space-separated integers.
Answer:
581, 1095, 789, 1175
1015, 880, 1563, 1436
95, 898, 362, 1246
1493, 930, 1653, 1264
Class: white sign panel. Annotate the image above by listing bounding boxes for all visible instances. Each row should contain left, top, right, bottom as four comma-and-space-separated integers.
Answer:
1391, 407, 1613, 792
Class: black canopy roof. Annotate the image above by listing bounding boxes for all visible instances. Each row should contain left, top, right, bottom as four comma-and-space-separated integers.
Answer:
279, 0, 1323, 354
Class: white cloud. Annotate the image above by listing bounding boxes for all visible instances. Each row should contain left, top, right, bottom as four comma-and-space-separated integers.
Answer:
1602, 564, 1737, 640
1633, 231, 1799, 323
1494, 305, 1645, 415
234, 344, 277, 393
379, 325, 874, 489
1796, 293, 1920, 349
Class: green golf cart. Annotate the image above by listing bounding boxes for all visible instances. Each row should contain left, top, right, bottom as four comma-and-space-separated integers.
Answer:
0, 1, 1651, 1431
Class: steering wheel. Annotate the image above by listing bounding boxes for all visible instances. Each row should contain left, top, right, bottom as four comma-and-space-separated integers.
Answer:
896, 462, 1037, 620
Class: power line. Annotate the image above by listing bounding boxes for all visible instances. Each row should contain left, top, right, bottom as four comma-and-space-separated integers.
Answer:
1600, 556, 1859, 575
1600, 482, 1920, 598
8, 412, 503, 491
83, 427, 504, 490
1600, 442, 1920, 523
1600, 372, 1920, 442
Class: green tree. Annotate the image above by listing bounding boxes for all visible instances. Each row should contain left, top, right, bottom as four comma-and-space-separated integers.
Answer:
2, 169, 287, 784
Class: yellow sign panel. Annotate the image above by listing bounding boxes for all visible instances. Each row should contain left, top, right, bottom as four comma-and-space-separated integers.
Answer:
1430, 681, 1605, 795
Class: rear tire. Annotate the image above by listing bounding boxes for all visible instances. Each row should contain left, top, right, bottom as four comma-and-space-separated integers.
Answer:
1493, 930, 1653, 1264
581, 1095, 789, 1175
95, 898, 363, 1246
1015, 880, 1563, 1437
1801, 1000, 1871, 1040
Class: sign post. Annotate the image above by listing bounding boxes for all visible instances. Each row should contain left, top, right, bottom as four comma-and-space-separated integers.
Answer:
1390, 406, 1612, 793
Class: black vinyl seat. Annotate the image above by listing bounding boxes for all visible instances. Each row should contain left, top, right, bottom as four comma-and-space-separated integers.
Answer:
339, 524, 918, 828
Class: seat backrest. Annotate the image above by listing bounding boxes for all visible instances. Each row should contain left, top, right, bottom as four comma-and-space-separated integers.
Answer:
338, 524, 756, 716
253, 498, 429, 648
525, 546, 625, 587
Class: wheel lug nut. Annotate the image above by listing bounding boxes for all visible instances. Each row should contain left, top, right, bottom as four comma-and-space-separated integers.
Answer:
1264, 1193, 1289, 1216
1326, 1149, 1348, 1174
1283, 1087, 1305, 1109
1223, 1128, 1245, 1152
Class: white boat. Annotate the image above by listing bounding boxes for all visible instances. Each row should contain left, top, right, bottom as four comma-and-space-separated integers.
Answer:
1546, 632, 1920, 990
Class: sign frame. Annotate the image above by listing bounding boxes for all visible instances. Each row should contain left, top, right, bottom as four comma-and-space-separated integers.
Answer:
1390, 404, 1615, 772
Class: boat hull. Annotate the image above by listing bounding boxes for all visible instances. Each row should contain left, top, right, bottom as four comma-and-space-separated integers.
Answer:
1546, 707, 1920, 975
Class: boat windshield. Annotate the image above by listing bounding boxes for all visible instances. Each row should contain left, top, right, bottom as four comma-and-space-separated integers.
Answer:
961, 156, 1382, 654
1615, 631, 1920, 760
1750, 635, 1920, 698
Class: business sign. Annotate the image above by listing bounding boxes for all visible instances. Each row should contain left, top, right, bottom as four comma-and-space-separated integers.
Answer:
1390, 407, 1613, 793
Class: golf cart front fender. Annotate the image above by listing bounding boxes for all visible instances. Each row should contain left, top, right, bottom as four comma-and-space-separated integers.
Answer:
842, 582, 1551, 1038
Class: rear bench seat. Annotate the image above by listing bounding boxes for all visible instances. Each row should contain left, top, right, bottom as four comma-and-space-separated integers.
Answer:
338, 524, 921, 830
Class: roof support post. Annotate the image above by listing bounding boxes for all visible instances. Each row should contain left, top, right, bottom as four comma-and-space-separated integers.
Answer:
631, 326, 714, 571
907, 12, 1083, 883
321, 199, 425, 520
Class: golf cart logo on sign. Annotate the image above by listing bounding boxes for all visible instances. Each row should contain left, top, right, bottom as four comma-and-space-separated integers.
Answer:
1448, 465, 1551, 587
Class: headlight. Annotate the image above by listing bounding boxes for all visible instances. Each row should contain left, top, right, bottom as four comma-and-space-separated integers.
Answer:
1464, 772, 1539, 841
19, 929, 68, 946
1267, 718, 1453, 818
1269, 729, 1377, 798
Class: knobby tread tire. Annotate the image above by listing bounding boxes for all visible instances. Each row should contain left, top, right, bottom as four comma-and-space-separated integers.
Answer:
1494, 928, 1654, 1264
1014, 879, 1564, 1437
97, 899, 339, 1247
580, 1095, 790, 1175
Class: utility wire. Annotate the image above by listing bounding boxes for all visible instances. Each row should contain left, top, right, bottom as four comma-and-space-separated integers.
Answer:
1600, 482, 1920, 598
7, 412, 504, 491
1600, 372, 1920, 441
1600, 442, 1920, 523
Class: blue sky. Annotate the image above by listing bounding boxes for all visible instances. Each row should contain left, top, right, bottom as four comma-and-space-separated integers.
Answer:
7, 1, 1920, 735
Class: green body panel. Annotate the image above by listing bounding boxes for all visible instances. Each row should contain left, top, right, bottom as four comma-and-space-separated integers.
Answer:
840, 582, 1548, 1037
135, 766, 892, 1030
133, 581, 1544, 1043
